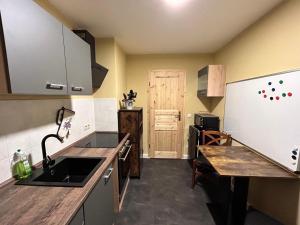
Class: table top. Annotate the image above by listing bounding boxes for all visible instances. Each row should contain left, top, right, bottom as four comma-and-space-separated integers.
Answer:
198, 145, 298, 178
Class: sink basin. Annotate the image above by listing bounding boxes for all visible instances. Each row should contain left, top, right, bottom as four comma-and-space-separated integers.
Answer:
16, 156, 105, 187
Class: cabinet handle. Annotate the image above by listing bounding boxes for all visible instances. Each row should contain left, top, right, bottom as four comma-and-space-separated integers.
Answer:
46, 83, 65, 90
104, 168, 113, 184
71, 86, 84, 92
119, 145, 132, 162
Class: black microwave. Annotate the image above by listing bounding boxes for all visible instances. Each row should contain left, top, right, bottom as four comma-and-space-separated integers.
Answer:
194, 113, 219, 130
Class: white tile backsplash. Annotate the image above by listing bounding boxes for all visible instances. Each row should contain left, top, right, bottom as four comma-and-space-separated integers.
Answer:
94, 98, 118, 132
0, 98, 98, 184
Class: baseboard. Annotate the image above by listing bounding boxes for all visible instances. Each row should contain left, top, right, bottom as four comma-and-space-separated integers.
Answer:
143, 154, 149, 158
181, 154, 190, 159
143, 154, 189, 159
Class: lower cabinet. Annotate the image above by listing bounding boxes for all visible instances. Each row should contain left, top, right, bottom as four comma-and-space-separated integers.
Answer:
69, 206, 84, 225
69, 165, 115, 225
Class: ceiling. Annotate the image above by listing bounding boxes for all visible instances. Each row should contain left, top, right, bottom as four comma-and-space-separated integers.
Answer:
48, 0, 283, 54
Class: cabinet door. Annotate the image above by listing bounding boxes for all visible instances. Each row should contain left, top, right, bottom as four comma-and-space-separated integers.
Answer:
63, 26, 92, 95
69, 206, 84, 225
0, 0, 67, 95
84, 166, 115, 225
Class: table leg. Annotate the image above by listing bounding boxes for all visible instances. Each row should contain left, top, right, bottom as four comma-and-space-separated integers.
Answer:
226, 177, 249, 225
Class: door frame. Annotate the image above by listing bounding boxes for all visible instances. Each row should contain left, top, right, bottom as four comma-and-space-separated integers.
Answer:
147, 69, 186, 158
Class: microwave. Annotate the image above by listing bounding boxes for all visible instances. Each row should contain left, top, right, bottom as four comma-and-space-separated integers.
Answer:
194, 113, 220, 130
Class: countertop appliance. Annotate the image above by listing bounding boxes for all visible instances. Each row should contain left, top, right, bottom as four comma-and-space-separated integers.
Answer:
118, 139, 131, 198
75, 132, 127, 148
188, 114, 220, 164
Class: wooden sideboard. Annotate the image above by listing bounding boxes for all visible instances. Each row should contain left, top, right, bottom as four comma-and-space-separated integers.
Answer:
118, 107, 143, 178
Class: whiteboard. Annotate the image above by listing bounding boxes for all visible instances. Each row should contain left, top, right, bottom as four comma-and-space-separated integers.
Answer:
224, 70, 300, 172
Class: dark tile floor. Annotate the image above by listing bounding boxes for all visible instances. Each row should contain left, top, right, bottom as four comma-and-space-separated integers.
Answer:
115, 159, 215, 225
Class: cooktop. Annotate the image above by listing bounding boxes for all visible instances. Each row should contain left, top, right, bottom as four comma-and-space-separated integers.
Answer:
75, 132, 127, 148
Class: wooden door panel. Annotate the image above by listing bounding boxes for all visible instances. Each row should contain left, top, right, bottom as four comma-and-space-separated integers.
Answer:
149, 70, 185, 158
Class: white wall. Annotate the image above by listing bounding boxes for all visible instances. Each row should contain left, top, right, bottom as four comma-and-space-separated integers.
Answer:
94, 98, 118, 132
0, 98, 96, 184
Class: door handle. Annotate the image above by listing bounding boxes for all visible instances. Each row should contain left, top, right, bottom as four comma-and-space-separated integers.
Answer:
104, 167, 113, 184
119, 145, 132, 161
175, 111, 181, 121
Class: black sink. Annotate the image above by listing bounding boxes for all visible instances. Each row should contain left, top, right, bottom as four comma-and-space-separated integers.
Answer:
16, 156, 105, 187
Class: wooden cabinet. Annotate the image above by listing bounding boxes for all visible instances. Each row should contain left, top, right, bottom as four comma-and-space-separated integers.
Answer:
63, 26, 92, 95
0, 0, 93, 95
84, 165, 115, 225
0, 0, 68, 95
69, 206, 84, 225
197, 65, 225, 97
118, 108, 143, 178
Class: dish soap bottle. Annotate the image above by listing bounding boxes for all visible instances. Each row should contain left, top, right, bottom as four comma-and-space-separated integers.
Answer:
13, 149, 32, 180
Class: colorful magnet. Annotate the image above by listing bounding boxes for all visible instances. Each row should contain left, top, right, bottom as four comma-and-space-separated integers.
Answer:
276, 96, 280, 100
270, 97, 274, 101
282, 93, 286, 97
264, 95, 267, 98
292, 155, 297, 160
268, 82, 272, 85
258, 91, 261, 94
272, 88, 275, 92
279, 80, 283, 84
288, 92, 292, 97
262, 90, 265, 93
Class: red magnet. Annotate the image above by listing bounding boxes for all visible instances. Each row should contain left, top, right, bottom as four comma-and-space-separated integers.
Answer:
276, 96, 280, 100
288, 92, 292, 97
262, 90, 265, 93
264, 95, 267, 98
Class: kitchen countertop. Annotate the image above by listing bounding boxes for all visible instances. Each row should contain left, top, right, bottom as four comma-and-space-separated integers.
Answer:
0, 133, 130, 225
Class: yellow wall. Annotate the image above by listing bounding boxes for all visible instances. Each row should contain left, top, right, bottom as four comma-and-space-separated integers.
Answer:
126, 54, 214, 156
213, 1, 300, 224
93, 38, 126, 105
115, 43, 127, 104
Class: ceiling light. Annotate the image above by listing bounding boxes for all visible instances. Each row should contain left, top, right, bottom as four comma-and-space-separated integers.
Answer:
163, 0, 190, 8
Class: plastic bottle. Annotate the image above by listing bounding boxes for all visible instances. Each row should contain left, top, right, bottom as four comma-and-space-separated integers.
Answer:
13, 149, 32, 180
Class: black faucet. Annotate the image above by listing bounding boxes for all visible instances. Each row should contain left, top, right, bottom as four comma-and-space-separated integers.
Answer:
41, 134, 63, 170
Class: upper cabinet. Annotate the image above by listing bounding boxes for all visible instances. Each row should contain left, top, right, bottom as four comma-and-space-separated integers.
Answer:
197, 65, 226, 97
0, 0, 93, 95
0, 0, 68, 95
63, 26, 92, 95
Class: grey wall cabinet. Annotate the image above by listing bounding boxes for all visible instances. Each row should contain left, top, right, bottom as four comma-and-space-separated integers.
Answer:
0, 0, 93, 95
69, 206, 84, 225
0, 0, 68, 95
84, 166, 115, 225
63, 26, 93, 95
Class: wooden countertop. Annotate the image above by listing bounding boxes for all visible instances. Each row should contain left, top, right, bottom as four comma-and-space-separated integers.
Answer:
0, 133, 130, 225
198, 145, 297, 178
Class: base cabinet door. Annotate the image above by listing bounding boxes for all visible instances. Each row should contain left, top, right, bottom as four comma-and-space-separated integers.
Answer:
69, 206, 84, 225
84, 166, 115, 225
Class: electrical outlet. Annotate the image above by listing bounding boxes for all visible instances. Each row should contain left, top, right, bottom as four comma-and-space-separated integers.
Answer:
83, 124, 91, 131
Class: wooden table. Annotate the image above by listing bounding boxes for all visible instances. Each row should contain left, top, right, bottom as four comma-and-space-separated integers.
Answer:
197, 145, 297, 225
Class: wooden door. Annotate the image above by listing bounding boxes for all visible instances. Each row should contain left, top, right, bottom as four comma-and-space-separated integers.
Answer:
149, 70, 185, 158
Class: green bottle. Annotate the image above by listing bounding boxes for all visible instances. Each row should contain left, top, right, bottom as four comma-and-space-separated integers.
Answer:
13, 149, 32, 180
